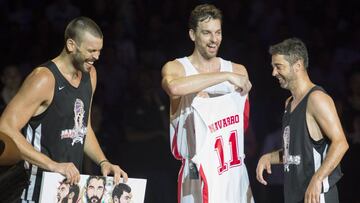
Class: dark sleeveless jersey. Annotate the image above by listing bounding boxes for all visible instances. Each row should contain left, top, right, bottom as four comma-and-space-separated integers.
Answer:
20, 61, 92, 202
282, 86, 342, 203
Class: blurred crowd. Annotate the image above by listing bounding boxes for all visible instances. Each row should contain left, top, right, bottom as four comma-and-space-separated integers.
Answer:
1, 0, 359, 202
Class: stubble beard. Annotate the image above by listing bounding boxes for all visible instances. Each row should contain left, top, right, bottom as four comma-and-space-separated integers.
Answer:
201, 48, 218, 60
72, 53, 87, 73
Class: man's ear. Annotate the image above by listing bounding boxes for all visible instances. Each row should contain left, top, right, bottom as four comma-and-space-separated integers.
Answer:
68, 191, 74, 198
66, 39, 76, 52
189, 29, 196, 42
294, 59, 304, 72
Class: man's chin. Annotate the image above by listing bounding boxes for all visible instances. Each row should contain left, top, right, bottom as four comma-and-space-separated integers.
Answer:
204, 53, 217, 60
280, 83, 289, 89
90, 197, 101, 203
80, 64, 91, 73
83, 66, 91, 72
74, 63, 91, 73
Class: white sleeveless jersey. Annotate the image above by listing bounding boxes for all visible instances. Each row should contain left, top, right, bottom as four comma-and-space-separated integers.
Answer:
192, 92, 253, 203
170, 57, 235, 161
169, 57, 252, 203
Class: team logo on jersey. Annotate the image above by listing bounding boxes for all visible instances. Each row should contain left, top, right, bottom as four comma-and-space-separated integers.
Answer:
283, 126, 301, 172
60, 99, 87, 145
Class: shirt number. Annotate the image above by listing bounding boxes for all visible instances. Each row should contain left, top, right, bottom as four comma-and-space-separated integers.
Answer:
214, 130, 241, 174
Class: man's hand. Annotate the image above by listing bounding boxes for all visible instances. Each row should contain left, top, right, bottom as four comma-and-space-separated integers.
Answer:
304, 176, 322, 203
256, 153, 272, 185
101, 161, 128, 184
228, 73, 252, 95
52, 162, 80, 185
196, 91, 210, 98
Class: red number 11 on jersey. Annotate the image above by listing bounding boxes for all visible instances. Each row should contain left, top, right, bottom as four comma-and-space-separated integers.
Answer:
214, 130, 242, 175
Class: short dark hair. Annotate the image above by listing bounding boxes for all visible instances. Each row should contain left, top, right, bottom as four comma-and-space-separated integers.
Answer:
69, 184, 79, 202
112, 183, 131, 199
59, 178, 69, 185
269, 38, 309, 69
64, 16, 103, 45
86, 176, 106, 188
189, 4, 222, 31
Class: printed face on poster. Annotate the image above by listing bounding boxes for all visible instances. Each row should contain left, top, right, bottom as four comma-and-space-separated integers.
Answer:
39, 172, 146, 203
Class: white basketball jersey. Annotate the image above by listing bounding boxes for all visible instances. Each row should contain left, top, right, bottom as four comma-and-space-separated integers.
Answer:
169, 57, 252, 203
192, 92, 253, 203
170, 57, 234, 161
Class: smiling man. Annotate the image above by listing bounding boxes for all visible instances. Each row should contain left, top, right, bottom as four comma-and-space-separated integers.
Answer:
0, 17, 127, 202
161, 4, 253, 203
256, 38, 349, 203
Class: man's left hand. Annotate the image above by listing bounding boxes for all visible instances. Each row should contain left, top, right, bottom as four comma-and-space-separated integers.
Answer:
101, 161, 128, 184
305, 176, 322, 203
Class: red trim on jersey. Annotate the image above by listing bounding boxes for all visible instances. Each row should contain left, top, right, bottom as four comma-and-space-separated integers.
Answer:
177, 159, 185, 203
243, 98, 250, 134
199, 165, 209, 203
172, 122, 182, 160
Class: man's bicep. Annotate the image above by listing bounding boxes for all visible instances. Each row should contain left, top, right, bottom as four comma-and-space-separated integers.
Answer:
161, 61, 184, 95
309, 92, 345, 141
0, 69, 54, 131
232, 63, 248, 77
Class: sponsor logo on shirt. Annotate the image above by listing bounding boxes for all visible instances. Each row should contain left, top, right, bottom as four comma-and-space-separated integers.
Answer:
60, 98, 87, 145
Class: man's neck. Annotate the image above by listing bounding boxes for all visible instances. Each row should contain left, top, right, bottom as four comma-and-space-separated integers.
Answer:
290, 74, 314, 103
53, 50, 79, 80
189, 51, 219, 73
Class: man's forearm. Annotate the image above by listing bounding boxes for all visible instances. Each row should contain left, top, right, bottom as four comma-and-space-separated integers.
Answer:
84, 129, 107, 166
167, 72, 232, 96
0, 128, 56, 170
312, 140, 348, 182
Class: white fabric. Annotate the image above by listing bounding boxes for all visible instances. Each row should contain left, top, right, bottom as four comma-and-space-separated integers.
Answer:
191, 92, 253, 203
170, 57, 244, 203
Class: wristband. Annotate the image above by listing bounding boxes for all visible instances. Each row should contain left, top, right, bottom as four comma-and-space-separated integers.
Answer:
98, 159, 109, 166
279, 150, 283, 163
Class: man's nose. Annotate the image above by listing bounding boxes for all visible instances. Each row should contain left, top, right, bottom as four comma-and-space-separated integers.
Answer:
210, 33, 216, 42
93, 51, 100, 60
272, 68, 277, 77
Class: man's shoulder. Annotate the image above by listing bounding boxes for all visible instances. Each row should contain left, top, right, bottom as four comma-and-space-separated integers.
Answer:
307, 88, 331, 104
230, 62, 247, 75
219, 57, 245, 70
29, 67, 54, 81
164, 58, 184, 68
307, 88, 334, 115
162, 59, 185, 75
22, 67, 55, 92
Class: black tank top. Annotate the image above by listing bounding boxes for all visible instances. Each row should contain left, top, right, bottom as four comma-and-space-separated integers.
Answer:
20, 61, 92, 202
282, 86, 342, 203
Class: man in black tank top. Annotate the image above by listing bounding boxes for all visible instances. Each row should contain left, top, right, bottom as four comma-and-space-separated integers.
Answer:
0, 17, 128, 202
256, 38, 348, 203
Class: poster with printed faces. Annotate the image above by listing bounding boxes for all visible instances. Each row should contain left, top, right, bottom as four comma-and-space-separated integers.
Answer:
39, 172, 147, 203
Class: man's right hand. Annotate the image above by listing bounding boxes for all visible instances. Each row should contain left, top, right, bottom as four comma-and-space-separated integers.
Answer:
52, 162, 80, 185
256, 153, 272, 185
228, 73, 252, 95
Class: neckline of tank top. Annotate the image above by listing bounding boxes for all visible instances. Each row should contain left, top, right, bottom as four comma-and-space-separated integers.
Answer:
49, 60, 86, 90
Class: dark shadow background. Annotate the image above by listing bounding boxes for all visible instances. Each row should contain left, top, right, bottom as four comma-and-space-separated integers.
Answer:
1, 0, 359, 202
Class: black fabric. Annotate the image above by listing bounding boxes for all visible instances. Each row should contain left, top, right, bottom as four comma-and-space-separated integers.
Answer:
20, 61, 92, 202
282, 86, 342, 203
0, 162, 29, 203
